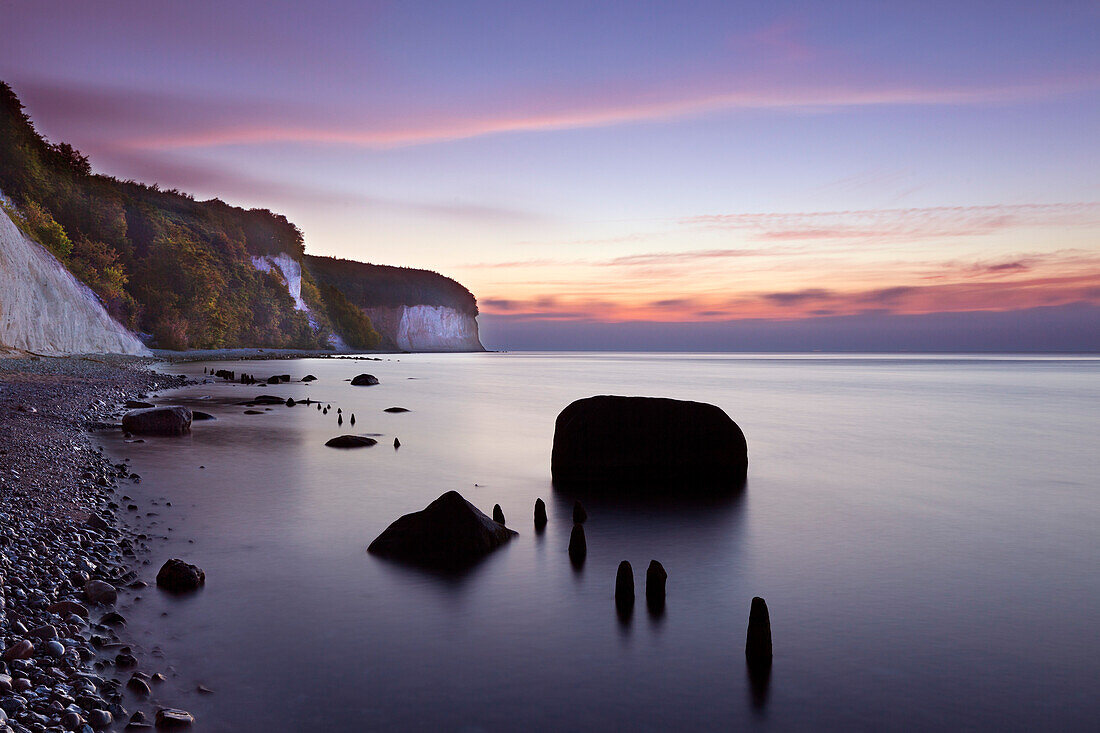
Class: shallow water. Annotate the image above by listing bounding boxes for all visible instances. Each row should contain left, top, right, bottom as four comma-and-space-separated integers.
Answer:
99, 353, 1100, 731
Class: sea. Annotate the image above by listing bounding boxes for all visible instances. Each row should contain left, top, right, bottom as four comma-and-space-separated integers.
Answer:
97, 352, 1100, 731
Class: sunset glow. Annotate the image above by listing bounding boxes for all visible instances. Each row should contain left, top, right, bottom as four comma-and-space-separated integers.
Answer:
4, 1, 1099, 347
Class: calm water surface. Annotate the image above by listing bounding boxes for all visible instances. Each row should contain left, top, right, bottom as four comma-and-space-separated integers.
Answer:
99, 353, 1100, 731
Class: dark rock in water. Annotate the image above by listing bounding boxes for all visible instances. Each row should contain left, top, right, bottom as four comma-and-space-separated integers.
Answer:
351, 373, 380, 386
214, 369, 234, 380
251, 395, 287, 405
573, 500, 587, 524
646, 560, 667, 612
124, 400, 154, 409
350, 414, 356, 425
156, 559, 205, 593
384, 406, 410, 413
302, 374, 317, 382
568, 523, 586, 565
286, 398, 296, 407
615, 561, 635, 612
534, 498, 547, 527
323, 407, 328, 415
191, 410, 215, 421
745, 596, 773, 668
393, 437, 401, 448
100, 611, 126, 626
368, 491, 517, 569
338, 415, 344, 426
127, 675, 151, 696
551, 395, 748, 490
493, 504, 506, 525
268, 375, 284, 384
155, 708, 195, 728
325, 435, 378, 448
122, 406, 192, 436
243, 410, 263, 415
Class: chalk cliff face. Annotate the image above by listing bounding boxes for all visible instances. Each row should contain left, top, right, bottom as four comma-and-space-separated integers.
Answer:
362, 305, 483, 352
0, 204, 148, 355
303, 255, 485, 352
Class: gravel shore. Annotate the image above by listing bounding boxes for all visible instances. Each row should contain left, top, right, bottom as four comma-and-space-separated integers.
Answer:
0, 355, 187, 731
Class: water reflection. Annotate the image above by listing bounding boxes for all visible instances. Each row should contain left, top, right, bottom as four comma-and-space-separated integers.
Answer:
748, 660, 772, 713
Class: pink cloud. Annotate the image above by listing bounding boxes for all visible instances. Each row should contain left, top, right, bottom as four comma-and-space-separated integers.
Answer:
112, 76, 1100, 151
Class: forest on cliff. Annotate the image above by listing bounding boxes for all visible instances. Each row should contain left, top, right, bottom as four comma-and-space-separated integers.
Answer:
0, 81, 379, 350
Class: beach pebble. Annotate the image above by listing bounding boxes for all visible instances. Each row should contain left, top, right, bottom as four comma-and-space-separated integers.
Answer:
84, 580, 117, 605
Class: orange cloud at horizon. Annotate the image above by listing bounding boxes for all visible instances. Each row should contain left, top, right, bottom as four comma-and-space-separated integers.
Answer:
457, 204, 1100, 324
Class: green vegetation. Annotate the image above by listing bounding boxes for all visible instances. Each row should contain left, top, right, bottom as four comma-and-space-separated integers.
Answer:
304, 255, 478, 314
0, 80, 373, 350
317, 282, 382, 349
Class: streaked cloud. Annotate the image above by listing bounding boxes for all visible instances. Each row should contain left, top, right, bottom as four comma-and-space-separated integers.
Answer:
682, 203, 1100, 242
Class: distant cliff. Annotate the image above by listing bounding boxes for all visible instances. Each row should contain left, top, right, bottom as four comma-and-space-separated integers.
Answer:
304, 256, 484, 351
0, 80, 481, 354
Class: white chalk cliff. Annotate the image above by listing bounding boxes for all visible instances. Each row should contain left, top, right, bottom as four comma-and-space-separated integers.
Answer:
0, 202, 148, 355
362, 305, 484, 352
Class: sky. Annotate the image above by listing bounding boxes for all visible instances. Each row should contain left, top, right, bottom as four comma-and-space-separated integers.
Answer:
3, 0, 1099, 350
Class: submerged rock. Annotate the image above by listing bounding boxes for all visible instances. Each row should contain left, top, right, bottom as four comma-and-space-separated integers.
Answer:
156, 559, 206, 593
534, 498, 547, 528
368, 491, 517, 569
325, 435, 378, 448
646, 560, 667, 612
351, 373, 380, 386
551, 395, 748, 490
302, 374, 317, 382
191, 410, 216, 421
384, 406, 410, 413
745, 596, 773, 668
121, 406, 192, 436
250, 395, 287, 405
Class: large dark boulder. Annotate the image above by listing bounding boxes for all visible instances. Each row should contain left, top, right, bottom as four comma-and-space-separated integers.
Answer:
551, 396, 747, 490
121, 406, 192, 436
250, 395, 287, 405
326, 435, 378, 448
351, 374, 379, 386
156, 559, 205, 593
368, 491, 517, 569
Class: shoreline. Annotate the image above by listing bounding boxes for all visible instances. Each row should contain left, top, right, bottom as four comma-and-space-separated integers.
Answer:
0, 355, 190, 730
